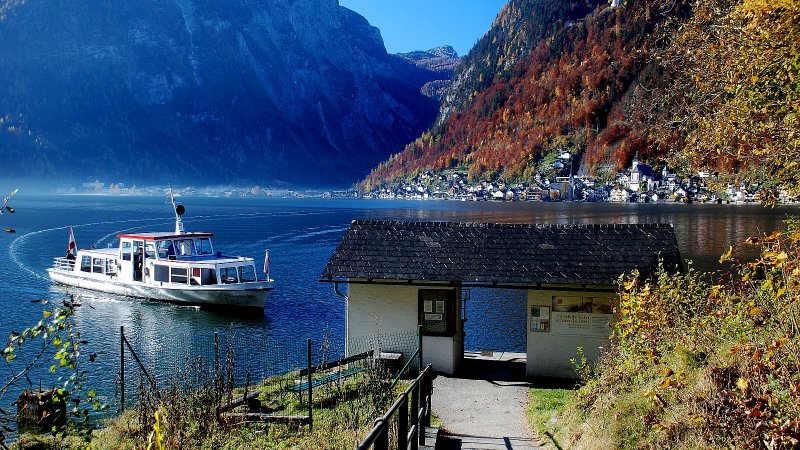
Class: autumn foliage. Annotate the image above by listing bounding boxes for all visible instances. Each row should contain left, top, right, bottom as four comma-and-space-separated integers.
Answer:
361, 0, 800, 195
549, 222, 800, 449
361, 0, 686, 190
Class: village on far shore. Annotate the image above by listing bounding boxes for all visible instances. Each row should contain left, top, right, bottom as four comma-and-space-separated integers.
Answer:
60, 154, 797, 205
363, 154, 798, 204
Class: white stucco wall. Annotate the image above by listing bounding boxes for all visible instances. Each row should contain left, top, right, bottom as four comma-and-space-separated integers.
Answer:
346, 282, 462, 375
527, 289, 616, 378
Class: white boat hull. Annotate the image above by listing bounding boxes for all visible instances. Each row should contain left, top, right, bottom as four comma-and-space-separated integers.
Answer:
47, 268, 270, 309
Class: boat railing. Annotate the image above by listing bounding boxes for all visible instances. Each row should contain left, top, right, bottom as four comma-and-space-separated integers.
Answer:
52, 256, 75, 271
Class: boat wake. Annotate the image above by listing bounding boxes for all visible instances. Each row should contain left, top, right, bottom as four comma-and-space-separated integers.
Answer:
10, 209, 343, 284
9, 217, 171, 282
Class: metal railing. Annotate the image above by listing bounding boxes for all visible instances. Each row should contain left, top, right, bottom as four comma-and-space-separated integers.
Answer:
51, 257, 74, 271
358, 364, 433, 450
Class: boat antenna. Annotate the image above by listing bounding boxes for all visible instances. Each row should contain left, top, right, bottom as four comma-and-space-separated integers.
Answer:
169, 186, 185, 234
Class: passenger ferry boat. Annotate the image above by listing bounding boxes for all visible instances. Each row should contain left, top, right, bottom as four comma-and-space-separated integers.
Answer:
47, 196, 272, 309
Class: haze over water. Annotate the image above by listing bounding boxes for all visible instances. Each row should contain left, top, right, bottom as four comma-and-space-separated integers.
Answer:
1, 195, 797, 409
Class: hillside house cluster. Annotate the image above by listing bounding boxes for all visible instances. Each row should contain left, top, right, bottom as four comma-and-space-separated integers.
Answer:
366, 156, 788, 204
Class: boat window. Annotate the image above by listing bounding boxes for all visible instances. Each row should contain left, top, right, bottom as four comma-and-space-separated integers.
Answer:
157, 241, 176, 260
170, 266, 188, 284
196, 238, 213, 255
219, 267, 239, 284
144, 242, 156, 259
154, 264, 169, 282
175, 239, 195, 257
201, 268, 217, 285
92, 258, 104, 274
238, 265, 256, 283
121, 241, 132, 261
80, 256, 91, 272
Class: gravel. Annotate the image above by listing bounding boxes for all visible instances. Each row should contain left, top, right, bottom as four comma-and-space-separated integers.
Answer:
432, 375, 541, 449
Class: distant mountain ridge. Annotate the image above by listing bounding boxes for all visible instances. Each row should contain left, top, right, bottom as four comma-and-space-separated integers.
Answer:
0, 0, 441, 187
397, 46, 461, 102
397, 46, 460, 73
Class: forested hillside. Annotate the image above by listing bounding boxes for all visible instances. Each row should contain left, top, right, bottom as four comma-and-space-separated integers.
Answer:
361, 0, 800, 196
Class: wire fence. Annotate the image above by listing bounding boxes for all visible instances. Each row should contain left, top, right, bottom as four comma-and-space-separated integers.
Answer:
116, 327, 421, 426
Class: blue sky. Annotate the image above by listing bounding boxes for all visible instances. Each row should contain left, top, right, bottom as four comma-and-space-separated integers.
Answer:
338, 0, 508, 56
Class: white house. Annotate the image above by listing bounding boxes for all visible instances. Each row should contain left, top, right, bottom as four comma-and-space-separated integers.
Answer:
321, 221, 682, 378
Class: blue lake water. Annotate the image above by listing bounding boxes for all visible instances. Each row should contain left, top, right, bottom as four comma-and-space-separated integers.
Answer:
1, 195, 798, 410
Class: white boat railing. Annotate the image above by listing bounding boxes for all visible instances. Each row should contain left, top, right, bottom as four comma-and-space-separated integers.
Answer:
52, 256, 75, 271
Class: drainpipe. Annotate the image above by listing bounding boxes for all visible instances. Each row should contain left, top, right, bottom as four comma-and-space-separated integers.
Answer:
334, 281, 349, 351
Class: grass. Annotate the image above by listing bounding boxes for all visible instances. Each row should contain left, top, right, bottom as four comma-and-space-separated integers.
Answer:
526, 388, 573, 449
11, 365, 405, 450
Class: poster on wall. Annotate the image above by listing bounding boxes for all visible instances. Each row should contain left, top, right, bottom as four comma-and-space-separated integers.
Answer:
529, 305, 551, 332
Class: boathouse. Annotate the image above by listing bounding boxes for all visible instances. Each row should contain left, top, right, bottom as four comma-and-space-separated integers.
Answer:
321, 220, 681, 378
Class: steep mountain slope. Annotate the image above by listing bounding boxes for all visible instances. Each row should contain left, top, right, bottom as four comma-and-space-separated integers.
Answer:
0, 0, 440, 187
362, 0, 656, 189
362, 0, 799, 194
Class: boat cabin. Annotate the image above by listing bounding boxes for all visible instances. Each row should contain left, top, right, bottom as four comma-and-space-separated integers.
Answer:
68, 232, 260, 287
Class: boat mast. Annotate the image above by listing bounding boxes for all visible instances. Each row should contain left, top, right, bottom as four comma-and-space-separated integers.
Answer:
170, 188, 185, 234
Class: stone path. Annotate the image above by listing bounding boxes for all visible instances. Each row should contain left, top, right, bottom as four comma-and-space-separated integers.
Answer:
431, 355, 541, 449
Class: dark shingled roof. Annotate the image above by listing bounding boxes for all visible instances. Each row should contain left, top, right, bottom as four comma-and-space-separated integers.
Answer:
321, 220, 682, 287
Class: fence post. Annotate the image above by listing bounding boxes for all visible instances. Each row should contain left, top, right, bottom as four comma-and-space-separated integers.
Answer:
424, 368, 432, 428
119, 326, 125, 414
411, 383, 419, 450
375, 418, 389, 450
417, 325, 424, 446
214, 332, 220, 392
398, 393, 408, 450
417, 325, 423, 374
307, 338, 313, 432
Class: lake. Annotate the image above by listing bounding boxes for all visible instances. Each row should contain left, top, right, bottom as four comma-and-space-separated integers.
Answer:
1, 195, 798, 410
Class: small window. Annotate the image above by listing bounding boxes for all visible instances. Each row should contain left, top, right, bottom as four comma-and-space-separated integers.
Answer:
200, 268, 217, 285
121, 241, 132, 261
170, 266, 188, 284
154, 264, 169, 282
419, 290, 456, 337
92, 258, 104, 274
145, 242, 156, 259
80, 256, 91, 272
196, 238, 213, 255
158, 241, 175, 259
219, 267, 238, 284
175, 239, 195, 257
238, 265, 256, 282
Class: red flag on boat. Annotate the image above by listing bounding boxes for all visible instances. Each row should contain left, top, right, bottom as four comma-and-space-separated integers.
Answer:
263, 248, 270, 278
67, 226, 77, 257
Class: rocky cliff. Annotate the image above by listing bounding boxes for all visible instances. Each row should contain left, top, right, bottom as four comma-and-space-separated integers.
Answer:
0, 0, 440, 186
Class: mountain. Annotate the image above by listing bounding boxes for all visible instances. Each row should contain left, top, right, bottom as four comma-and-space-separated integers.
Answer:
397, 46, 460, 102
0, 0, 441, 187
397, 46, 460, 73
361, 0, 800, 195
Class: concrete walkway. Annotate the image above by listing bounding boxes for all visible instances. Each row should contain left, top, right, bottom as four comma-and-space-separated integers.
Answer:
432, 354, 541, 449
